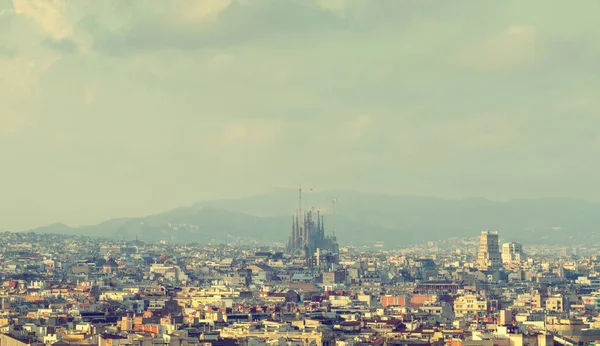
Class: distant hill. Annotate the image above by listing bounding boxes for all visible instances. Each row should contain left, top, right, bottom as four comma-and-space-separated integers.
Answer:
28, 191, 600, 246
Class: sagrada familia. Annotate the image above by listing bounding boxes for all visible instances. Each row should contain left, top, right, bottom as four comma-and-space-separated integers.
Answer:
286, 209, 339, 257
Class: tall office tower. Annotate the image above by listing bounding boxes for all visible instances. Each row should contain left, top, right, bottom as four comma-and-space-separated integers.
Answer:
502, 242, 524, 265
476, 231, 502, 271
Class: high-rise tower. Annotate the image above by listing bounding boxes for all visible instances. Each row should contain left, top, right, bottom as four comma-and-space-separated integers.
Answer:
476, 231, 502, 271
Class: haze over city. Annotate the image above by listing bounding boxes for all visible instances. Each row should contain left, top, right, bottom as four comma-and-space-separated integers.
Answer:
1, 0, 600, 231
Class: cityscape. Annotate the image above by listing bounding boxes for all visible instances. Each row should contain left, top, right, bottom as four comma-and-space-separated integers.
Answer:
2, 0, 600, 346
1, 199, 600, 346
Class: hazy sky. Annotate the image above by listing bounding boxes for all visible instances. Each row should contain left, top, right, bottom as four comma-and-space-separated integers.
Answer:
1, 0, 599, 230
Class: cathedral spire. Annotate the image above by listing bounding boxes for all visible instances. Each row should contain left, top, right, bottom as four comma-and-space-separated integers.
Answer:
317, 210, 321, 229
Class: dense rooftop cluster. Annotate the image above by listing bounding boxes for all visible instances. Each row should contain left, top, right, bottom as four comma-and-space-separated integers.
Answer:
1, 231, 600, 346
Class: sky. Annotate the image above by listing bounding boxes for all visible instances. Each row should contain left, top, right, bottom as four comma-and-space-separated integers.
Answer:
1, 0, 600, 230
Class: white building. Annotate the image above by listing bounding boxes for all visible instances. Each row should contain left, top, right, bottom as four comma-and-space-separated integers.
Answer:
502, 242, 524, 265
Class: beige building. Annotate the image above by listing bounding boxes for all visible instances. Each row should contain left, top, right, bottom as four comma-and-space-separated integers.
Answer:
220, 321, 334, 346
498, 309, 512, 325
453, 294, 489, 316
502, 242, 524, 265
514, 291, 546, 311
545, 295, 567, 312
0, 334, 36, 346
476, 231, 502, 271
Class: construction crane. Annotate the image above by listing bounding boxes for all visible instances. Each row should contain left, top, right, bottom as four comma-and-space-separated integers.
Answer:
273, 184, 314, 216
332, 198, 337, 237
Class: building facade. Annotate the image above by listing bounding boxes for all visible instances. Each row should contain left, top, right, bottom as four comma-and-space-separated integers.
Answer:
502, 242, 524, 265
476, 231, 502, 271
453, 294, 489, 316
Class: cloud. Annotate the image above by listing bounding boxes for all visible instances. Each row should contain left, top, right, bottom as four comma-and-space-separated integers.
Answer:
313, 0, 352, 15
181, 0, 232, 21
1, 0, 600, 230
215, 122, 280, 144
444, 113, 525, 150
0, 52, 61, 94
83, 85, 96, 106
12, 0, 70, 40
8, 0, 236, 55
458, 25, 536, 69
554, 94, 600, 113
0, 56, 35, 93
0, 111, 19, 136
343, 115, 371, 140
0, 45, 13, 57
42, 37, 78, 53
74, 0, 348, 54
0, 8, 14, 17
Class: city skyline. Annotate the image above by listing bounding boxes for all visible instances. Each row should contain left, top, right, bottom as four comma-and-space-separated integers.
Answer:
0, 227, 594, 345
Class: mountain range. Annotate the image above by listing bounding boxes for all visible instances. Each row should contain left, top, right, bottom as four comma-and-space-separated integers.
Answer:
28, 191, 600, 246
